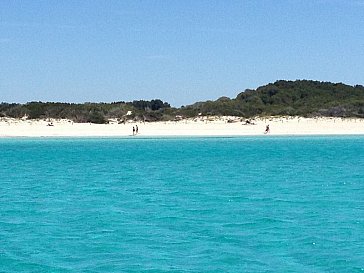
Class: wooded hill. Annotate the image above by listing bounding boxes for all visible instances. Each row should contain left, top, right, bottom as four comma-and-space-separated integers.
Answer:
182, 80, 364, 118
1, 80, 364, 123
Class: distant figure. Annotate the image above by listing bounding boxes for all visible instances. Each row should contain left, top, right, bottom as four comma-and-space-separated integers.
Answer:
135, 125, 139, 135
264, 124, 270, 134
244, 119, 255, 125
132, 126, 135, 136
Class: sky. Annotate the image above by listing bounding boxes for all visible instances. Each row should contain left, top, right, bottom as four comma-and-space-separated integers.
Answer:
1, 0, 364, 106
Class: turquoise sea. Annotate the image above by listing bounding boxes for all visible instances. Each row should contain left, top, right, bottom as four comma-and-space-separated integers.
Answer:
0, 136, 363, 272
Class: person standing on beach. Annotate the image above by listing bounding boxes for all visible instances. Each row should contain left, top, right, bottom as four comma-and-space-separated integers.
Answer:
264, 124, 270, 134
135, 125, 138, 135
132, 126, 135, 136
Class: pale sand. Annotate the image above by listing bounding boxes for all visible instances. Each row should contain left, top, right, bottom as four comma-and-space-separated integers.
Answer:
0, 117, 364, 137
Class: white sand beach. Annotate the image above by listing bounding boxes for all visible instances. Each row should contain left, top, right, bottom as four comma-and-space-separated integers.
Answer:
0, 117, 364, 137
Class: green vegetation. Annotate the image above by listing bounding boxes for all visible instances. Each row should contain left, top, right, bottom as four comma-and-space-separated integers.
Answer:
180, 80, 364, 118
0, 99, 172, 123
1, 80, 364, 123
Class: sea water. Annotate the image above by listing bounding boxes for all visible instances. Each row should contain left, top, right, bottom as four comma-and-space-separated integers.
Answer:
0, 136, 363, 272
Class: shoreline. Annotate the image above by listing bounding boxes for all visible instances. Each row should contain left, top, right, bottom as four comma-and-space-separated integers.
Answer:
1, 117, 364, 137
2, 135, 364, 140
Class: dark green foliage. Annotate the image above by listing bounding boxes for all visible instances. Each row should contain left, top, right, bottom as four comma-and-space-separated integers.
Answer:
25, 102, 48, 119
3, 104, 28, 118
87, 111, 107, 124
0, 99, 171, 123
182, 80, 364, 118
129, 99, 170, 111
1, 80, 364, 122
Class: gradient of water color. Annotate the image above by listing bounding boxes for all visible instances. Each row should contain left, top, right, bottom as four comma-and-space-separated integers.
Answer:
1, 136, 363, 272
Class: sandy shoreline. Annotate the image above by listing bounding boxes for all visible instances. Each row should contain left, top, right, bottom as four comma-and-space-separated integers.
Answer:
1, 117, 364, 137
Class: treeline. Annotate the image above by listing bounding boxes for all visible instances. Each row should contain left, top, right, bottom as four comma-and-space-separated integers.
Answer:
0, 99, 172, 123
1, 80, 364, 123
181, 80, 364, 118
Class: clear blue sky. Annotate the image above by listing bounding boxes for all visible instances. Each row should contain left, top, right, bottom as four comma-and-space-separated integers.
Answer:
1, 0, 363, 106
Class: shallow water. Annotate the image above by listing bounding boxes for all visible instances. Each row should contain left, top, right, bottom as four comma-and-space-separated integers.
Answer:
0, 136, 363, 272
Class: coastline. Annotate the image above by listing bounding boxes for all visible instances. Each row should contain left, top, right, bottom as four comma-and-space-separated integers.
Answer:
1, 117, 364, 137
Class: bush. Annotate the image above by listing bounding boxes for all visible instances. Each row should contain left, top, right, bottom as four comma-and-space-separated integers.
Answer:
87, 111, 107, 124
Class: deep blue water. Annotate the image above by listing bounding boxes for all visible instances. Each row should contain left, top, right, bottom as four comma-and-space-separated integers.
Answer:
0, 136, 363, 272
